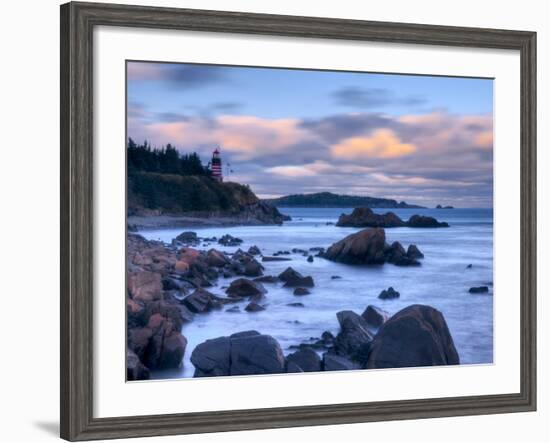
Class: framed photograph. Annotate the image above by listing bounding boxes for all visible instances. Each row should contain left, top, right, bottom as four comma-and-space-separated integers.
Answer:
60, 1, 536, 441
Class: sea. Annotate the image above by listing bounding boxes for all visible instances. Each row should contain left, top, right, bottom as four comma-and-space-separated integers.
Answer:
138, 207, 494, 379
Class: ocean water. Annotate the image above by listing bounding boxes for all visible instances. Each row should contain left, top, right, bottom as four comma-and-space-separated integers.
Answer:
139, 207, 493, 379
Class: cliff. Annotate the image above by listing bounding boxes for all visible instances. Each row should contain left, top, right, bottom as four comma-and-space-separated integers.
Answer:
128, 171, 288, 224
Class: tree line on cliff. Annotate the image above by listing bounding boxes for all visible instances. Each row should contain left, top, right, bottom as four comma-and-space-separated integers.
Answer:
127, 138, 211, 177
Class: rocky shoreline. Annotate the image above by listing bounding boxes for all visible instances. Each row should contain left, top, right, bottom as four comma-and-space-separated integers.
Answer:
126, 223, 471, 380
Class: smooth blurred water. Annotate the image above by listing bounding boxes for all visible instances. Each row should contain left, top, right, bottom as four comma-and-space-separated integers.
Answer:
140, 207, 493, 379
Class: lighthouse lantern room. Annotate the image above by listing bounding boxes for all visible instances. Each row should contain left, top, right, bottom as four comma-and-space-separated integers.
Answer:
210, 148, 223, 182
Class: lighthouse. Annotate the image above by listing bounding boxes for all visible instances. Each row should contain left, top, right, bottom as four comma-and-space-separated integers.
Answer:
210, 148, 223, 182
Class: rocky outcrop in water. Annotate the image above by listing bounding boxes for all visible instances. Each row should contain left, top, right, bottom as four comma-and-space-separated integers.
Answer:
321, 228, 423, 266
335, 207, 449, 228
407, 214, 449, 228
337, 207, 405, 228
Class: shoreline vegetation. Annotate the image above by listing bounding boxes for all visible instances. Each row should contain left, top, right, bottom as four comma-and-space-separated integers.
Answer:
125, 141, 468, 380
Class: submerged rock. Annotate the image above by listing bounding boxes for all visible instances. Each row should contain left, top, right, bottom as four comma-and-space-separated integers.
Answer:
218, 234, 243, 246
406, 214, 449, 228
469, 286, 489, 294
262, 256, 292, 262
378, 287, 400, 300
293, 287, 311, 296
366, 304, 459, 369
245, 301, 265, 312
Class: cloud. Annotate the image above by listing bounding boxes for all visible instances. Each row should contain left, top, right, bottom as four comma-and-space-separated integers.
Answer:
127, 62, 229, 88
128, 109, 493, 207
331, 129, 417, 159
332, 86, 427, 109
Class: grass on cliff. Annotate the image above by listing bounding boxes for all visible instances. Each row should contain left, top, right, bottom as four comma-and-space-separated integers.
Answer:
128, 171, 259, 214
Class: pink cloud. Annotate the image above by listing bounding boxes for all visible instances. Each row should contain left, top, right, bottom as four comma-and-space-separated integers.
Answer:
331, 129, 417, 159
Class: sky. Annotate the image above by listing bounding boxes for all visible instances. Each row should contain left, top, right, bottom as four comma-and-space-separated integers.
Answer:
127, 61, 493, 207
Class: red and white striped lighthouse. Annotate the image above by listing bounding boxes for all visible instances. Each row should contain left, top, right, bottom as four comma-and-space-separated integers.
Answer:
210, 148, 223, 182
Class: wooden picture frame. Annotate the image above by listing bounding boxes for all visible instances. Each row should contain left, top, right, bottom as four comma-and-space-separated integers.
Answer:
60, 1, 536, 440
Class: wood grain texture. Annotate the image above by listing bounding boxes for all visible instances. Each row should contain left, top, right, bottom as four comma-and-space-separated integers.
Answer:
60, 2, 537, 441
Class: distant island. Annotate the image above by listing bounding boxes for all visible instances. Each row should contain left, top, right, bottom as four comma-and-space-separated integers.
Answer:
264, 192, 425, 209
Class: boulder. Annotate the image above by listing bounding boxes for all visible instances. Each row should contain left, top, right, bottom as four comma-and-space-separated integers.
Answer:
218, 234, 243, 246
182, 288, 222, 313
145, 299, 193, 329
248, 245, 261, 255
245, 302, 265, 312
286, 347, 322, 372
230, 332, 286, 375
127, 298, 146, 328
322, 228, 387, 265
366, 304, 459, 369
206, 249, 230, 267
127, 326, 153, 361
336, 207, 405, 228
378, 287, 400, 300
287, 302, 305, 307
307, 255, 314, 263
243, 259, 264, 277
225, 278, 267, 298
385, 242, 421, 266
407, 244, 424, 259
334, 311, 374, 357
323, 353, 359, 371
191, 336, 232, 377
127, 270, 162, 302
174, 231, 199, 244
178, 248, 203, 266
406, 215, 449, 228
132, 314, 187, 370
278, 267, 315, 288
469, 286, 489, 294
159, 331, 187, 369
225, 306, 240, 313
126, 349, 150, 381
254, 275, 280, 283
293, 287, 311, 296
286, 361, 304, 373
361, 305, 390, 329
174, 260, 190, 273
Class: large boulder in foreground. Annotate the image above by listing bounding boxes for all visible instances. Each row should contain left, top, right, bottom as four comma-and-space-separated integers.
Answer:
191, 331, 286, 377
334, 311, 374, 357
286, 347, 322, 372
406, 215, 449, 228
322, 228, 387, 265
336, 207, 405, 228
366, 304, 459, 369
